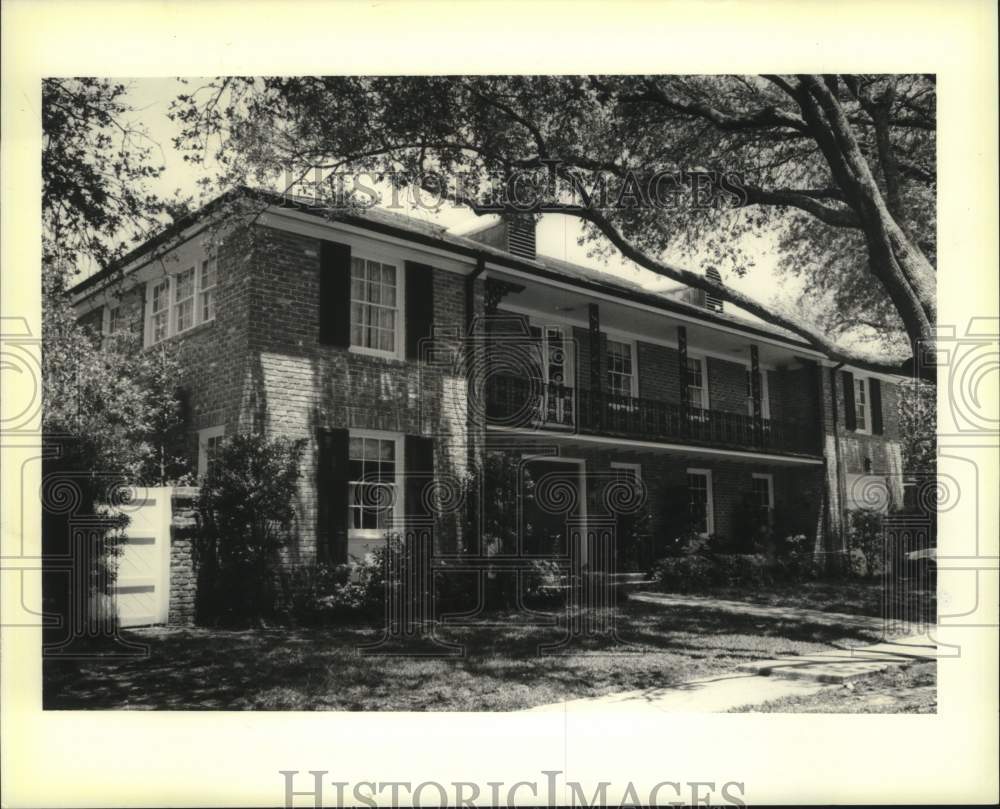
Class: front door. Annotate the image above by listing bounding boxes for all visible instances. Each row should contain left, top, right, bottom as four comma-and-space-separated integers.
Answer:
522, 459, 581, 557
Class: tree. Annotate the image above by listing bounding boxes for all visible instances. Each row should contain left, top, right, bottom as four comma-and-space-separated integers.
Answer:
898, 379, 936, 478
42, 79, 191, 639
171, 75, 936, 378
196, 434, 305, 625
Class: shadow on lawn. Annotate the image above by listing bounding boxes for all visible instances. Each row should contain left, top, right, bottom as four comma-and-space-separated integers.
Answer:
42, 600, 886, 711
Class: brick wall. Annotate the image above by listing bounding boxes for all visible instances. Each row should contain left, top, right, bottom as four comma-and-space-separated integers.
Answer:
242, 226, 474, 563
706, 356, 747, 413
487, 434, 825, 555
168, 486, 199, 626
636, 341, 680, 401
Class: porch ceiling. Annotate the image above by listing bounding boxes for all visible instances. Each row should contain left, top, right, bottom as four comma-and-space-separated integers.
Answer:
490, 268, 813, 368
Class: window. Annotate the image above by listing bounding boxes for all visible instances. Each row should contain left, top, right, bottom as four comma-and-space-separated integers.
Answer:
350, 257, 398, 354
174, 267, 196, 333
200, 258, 217, 323
854, 376, 869, 432
150, 279, 170, 345
144, 250, 218, 346
751, 473, 774, 526
685, 356, 707, 410
197, 425, 225, 479
687, 468, 714, 535
611, 461, 642, 481
105, 305, 123, 336
606, 339, 635, 399
348, 433, 399, 533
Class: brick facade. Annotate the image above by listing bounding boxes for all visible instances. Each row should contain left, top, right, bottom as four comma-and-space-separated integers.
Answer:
72, 204, 906, 606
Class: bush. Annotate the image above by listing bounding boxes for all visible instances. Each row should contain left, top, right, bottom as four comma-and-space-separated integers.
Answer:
652, 553, 771, 592
847, 509, 885, 577
196, 433, 305, 626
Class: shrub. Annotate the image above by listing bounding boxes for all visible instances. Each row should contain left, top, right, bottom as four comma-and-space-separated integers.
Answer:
196, 433, 305, 626
847, 509, 885, 577
651, 555, 715, 592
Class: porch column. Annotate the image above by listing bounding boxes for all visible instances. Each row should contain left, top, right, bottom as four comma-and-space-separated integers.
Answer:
750, 344, 763, 446
677, 325, 689, 436
588, 303, 602, 430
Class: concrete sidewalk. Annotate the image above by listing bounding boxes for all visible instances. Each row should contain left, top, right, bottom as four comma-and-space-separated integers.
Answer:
524, 632, 936, 713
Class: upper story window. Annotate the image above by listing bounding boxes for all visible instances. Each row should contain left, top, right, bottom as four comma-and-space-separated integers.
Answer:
174, 267, 196, 333
854, 376, 869, 432
145, 257, 217, 347
150, 279, 170, 345
606, 339, 635, 399
105, 305, 123, 336
200, 258, 217, 323
685, 356, 707, 410
350, 257, 398, 355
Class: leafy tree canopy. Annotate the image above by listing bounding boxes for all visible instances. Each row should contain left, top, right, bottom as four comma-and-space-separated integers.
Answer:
172, 74, 936, 378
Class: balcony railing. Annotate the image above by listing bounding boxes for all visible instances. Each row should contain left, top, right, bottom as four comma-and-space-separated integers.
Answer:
485, 374, 818, 456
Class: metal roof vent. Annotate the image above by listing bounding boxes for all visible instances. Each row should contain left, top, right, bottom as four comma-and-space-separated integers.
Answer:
704, 267, 724, 313
505, 216, 536, 260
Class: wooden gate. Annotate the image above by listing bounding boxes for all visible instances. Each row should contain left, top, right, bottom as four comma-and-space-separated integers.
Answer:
107, 486, 172, 627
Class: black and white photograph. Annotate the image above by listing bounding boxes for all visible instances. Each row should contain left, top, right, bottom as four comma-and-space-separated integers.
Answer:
2, 1, 997, 807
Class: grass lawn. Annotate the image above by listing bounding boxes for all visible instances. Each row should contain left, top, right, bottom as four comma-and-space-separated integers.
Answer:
704, 578, 936, 622
730, 661, 937, 713
43, 598, 888, 711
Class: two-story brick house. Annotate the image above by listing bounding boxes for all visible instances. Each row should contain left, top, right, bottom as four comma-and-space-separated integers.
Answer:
70, 188, 906, 612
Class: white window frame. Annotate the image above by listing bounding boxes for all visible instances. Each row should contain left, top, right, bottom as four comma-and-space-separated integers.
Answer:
853, 375, 870, 433
147, 278, 171, 346
199, 257, 217, 324
102, 303, 127, 340
143, 256, 218, 347
686, 467, 714, 536
349, 251, 405, 360
610, 461, 642, 482
606, 337, 638, 399
347, 429, 403, 541
174, 266, 197, 335
197, 425, 226, 479
685, 354, 709, 410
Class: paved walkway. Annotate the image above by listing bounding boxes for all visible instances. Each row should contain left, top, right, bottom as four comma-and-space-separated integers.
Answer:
523, 594, 937, 713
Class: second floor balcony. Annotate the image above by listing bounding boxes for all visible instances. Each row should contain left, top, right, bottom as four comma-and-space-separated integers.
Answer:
485, 374, 819, 457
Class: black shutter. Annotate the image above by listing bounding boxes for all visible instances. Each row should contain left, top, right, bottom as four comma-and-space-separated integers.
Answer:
404, 435, 435, 519
405, 261, 434, 360
319, 240, 351, 347
316, 428, 350, 563
842, 370, 857, 431
870, 378, 884, 435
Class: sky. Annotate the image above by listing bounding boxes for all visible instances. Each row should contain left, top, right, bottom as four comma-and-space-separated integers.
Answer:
119, 77, 804, 322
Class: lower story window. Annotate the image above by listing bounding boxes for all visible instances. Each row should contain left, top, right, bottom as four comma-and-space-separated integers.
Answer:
751, 473, 774, 526
348, 433, 399, 532
197, 425, 225, 479
687, 468, 714, 535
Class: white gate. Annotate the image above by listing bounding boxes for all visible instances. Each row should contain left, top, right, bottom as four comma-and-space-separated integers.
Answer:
108, 486, 172, 627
